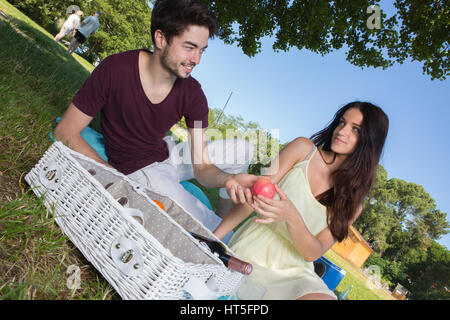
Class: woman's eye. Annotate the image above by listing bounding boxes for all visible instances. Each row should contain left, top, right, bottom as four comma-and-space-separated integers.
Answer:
353, 127, 360, 133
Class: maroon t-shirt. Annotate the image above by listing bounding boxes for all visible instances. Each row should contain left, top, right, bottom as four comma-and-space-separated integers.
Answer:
72, 49, 209, 175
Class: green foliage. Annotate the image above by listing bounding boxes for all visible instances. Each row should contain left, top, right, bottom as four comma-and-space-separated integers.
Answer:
364, 254, 405, 288
10, 0, 448, 79
356, 163, 449, 299
203, 0, 449, 80
364, 254, 389, 274
368, 240, 450, 300
407, 241, 450, 300
392, 0, 449, 80
8, 0, 152, 60
83, 0, 152, 59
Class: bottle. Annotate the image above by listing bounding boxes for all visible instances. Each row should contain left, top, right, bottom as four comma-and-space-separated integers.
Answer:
337, 284, 353, 300
189, 232, 253, 275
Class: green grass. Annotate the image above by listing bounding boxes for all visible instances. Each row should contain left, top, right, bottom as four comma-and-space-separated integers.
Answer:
0, 0, 117, 299
324, 249, 397, 300
0, 189, 118, 299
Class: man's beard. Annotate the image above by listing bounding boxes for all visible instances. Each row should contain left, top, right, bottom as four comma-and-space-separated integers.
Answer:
160, 46, 190, 79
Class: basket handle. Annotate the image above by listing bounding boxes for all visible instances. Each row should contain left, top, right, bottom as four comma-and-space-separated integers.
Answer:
38, 161, 62, 190
121, 207, 145, 225
110, 237, 144, 277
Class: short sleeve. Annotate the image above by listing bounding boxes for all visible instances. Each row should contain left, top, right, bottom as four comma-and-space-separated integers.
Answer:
184, 82, 209, 129
72, 56, 112, 117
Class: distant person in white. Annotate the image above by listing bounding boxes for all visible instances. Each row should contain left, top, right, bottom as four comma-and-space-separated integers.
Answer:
54, 10, 83, 42
68, 11, 101, 55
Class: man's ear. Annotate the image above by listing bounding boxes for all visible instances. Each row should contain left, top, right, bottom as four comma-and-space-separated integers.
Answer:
153, 29, 167, 50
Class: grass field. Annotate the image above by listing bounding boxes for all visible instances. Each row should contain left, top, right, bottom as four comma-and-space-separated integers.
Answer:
324, 250, 397, 300
0, 0, 398, 300
0, 0, 118, 299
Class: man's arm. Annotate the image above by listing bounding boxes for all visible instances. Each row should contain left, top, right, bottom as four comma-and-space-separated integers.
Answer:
54, 103, 111, 167
188, 127, 257, 204
188, 126, 234, 188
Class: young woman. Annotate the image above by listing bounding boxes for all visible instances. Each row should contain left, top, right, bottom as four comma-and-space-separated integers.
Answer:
213, 101, 389, 300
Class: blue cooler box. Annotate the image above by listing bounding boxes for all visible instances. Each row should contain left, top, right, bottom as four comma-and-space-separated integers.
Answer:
314, 256, 346, 291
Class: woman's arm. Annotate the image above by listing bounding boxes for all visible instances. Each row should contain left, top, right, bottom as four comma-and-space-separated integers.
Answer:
249, 136, 353, 261
252, 185, 335, 261
284, 208, 336, 262
254, 188, 364, 261
214, 137, 316, 240
213, 202, 254, 239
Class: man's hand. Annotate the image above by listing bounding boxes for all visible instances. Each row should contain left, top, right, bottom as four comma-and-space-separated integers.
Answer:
225, 173, 259, 205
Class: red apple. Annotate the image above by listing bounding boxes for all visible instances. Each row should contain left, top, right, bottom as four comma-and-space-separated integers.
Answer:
251, 178, 276, 199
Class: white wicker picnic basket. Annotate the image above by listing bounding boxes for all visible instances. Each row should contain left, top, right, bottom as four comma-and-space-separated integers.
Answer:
25, 141, 246, 300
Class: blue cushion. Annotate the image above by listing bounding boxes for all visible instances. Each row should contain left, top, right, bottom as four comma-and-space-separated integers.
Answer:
50, 117, 108, 162
179, 180, 213, 210
50, 118, 212, 210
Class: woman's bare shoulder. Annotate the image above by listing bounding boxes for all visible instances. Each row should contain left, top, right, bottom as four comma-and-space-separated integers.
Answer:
282, 137, 315, 162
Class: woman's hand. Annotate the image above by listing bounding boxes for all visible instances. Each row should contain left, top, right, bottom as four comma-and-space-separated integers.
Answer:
252, 184, 298, 224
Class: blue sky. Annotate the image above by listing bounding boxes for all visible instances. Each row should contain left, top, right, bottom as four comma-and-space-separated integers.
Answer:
190, 4, 450, 249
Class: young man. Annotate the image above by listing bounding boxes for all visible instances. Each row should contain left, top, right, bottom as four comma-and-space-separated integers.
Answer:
67, 10, 101, 54
54, 10, 83, 42
55, 0, 256, 232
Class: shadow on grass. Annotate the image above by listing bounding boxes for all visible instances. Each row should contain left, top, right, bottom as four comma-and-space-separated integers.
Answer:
0, 16, 100, 200
1, 17, 90, 103
0, 16, 101, 128
0, 9, 119, 300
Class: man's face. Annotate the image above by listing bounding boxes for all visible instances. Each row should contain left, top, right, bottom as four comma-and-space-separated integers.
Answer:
159, 25, 209, 79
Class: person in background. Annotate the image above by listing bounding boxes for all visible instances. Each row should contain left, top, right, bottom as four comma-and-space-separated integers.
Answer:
54, 10, 83, 42
67, 10, 101, 54
214, 101, 389, 300
54, 0, 256, 234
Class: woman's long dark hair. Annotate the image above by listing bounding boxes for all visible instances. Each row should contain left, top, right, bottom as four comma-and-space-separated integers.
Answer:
310, 102, 389, 242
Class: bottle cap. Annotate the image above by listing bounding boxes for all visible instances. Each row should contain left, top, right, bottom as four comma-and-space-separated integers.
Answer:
228, 257, 253, 275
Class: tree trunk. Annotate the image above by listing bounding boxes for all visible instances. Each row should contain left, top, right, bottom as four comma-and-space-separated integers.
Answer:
393, 237, 411, 262
87, 42, 98, 55
360, 223, 370, 237
380, 226, 396, 258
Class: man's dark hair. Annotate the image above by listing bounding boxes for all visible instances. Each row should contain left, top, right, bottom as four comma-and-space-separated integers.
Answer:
151, 0, 218, 45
